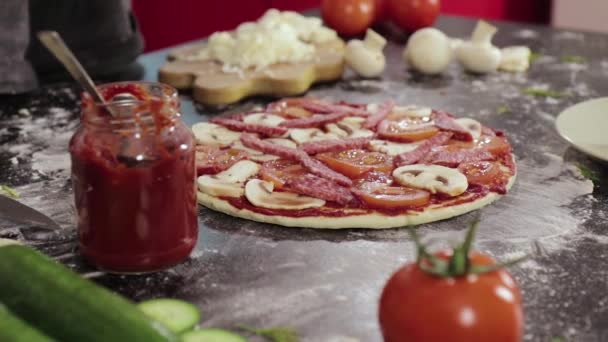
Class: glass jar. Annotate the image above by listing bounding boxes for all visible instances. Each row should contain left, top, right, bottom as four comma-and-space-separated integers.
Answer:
70, 82, 198, 273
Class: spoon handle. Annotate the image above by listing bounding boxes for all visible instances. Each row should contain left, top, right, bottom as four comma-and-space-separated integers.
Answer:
37, 31, 107, 106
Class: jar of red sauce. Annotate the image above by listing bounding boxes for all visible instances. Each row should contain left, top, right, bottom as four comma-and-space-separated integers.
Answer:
70, 82, 198, 273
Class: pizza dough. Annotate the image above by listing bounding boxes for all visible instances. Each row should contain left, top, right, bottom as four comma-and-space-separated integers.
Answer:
194, 98, 517, 229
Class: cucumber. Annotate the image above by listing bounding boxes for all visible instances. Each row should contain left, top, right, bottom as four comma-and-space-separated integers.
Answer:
0, 304, 57, 342
0, 243, 178, 342
181, 329, 247, 342
138, 298, 201, 333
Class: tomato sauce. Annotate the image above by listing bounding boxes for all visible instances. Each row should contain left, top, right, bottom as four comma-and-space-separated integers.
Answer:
70, 82, 197, 273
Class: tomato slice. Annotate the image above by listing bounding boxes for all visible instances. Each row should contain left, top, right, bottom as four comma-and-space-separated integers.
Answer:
478, 136, 511, 156
260, 159, 308, 188
195, 146, 247, 175
378, 119, 439, 142
267, 98, 315, 118
458, 161, 501, 185
354, 183, 430, 208
316, 149, 394, 179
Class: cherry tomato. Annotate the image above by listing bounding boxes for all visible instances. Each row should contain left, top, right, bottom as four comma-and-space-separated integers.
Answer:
478, 136, 512, 157
195, 146, 247, 175
317, 149, 394, 178
458, 161, 501, 185
386, 0, 440, 32
260, 159, 308, 188
378, 119, 439, 142
354, 183, 430, 208
379, 251, 523, 342
322, 0, 376, 36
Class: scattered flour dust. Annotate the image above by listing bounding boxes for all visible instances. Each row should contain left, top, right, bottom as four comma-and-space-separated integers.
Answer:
4, 106, 76, 176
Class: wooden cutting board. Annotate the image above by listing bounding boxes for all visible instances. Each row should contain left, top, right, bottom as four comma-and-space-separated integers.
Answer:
158, 39, 345, 105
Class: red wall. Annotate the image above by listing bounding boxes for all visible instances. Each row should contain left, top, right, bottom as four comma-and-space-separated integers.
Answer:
133, 0, 550, 52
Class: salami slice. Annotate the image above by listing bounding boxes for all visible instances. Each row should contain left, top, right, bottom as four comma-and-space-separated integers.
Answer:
432, 111, 474, 141
363, 100, 395, 129
240, 133, 305, 160
300, 137, 372, 155
241, 133, 353, 186
279, 112, 348, 128
211, 117, 288, 137
394, 132, 453, 166
299, 155, 353, 186
300, 100, 371, 117
287, 174, 355, 204
421, 148, 495, 167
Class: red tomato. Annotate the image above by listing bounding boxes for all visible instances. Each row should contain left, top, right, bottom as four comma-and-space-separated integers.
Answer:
478, 136, 512, 157
373, 0, 387, 22
195, 146, 247, 175
458, 161, 501, 185
379, 251, 523, 342
322, 0, 376, 36
317, 149, 394, 178
260, 159, 308, 188
354, 183, 430, 208
378, 119, 439, 142
386, 0, 440, 32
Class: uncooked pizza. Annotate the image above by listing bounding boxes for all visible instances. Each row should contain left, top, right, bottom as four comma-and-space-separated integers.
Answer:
193, 98, 516, 229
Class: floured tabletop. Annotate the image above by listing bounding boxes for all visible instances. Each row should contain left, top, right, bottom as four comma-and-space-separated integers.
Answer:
1, 15, 608, 341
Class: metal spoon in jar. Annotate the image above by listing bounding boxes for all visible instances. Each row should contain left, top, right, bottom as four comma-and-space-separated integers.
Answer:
37, 31, 151, 165
37, 31, 120, 116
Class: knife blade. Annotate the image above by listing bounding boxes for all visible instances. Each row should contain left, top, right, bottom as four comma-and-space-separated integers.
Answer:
0, 195, 62, 230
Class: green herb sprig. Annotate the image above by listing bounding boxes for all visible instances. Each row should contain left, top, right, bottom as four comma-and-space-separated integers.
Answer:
0, 185, 19, 199
239, 325, 299, 342
523, 88, 566, 98
561, 55, 587, 64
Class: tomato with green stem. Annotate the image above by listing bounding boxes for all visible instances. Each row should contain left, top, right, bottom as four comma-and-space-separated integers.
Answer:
378, 218, 525, 342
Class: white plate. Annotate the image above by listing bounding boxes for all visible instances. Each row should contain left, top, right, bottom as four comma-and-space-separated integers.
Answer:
556, 97, 608, 161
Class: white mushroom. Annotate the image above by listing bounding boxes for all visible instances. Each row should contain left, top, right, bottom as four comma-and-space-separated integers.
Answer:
393, 164, 468, 197
198, 160, 260, 198
242, 113, 285, 127
403, 28, 452, 75
369, 140, 421, 156
344, 29, 387, 78
191, 122, 241, 146
499, 46, 531, 72
245, 179, 325, 210
456, 20, 502, 74
454, 118, 482, 140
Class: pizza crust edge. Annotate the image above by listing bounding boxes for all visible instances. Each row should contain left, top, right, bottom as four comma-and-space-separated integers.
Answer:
196, 169, 517, 229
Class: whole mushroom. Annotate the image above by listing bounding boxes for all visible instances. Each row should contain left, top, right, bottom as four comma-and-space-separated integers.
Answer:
403, 28, 452, 75
344, 29, 387, 78
456, 20, 502, 74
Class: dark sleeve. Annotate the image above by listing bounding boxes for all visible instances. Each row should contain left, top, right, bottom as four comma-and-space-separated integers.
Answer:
0, 0, 38, 94
27, 0, 144, 83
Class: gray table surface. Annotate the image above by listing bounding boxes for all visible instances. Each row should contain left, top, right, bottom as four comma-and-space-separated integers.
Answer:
1, 15, 608, 342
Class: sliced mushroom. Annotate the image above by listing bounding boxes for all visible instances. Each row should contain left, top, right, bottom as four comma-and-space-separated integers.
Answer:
191, 122, 241, 146
326, 116, 374, 138
243, 113, 285, 127
455, 118, 482, 140
245, 179, 326, 210
198, 160, 260, 197
393, 164, 468, 197
289, 128, 339, 144
231, 141, 278, 162
369, 140, 421, 156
